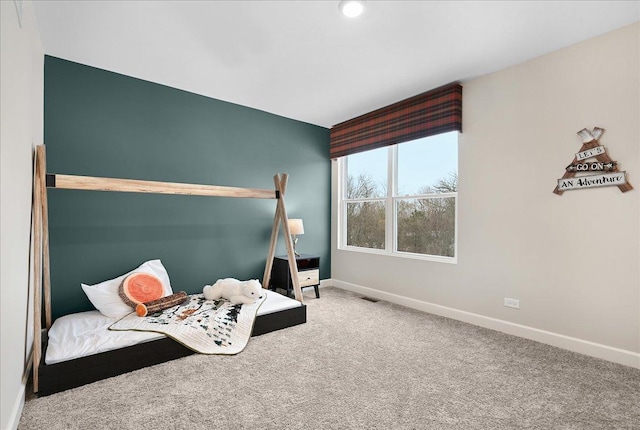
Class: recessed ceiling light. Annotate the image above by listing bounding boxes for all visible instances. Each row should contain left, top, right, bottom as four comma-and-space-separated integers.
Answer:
339, 0, 365, 18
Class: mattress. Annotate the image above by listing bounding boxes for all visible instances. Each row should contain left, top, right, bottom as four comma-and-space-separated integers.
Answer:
45, 289, 301, 365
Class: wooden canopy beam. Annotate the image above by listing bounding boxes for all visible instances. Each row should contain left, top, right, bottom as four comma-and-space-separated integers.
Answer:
262, 174, 303, 303
46, 174, 277, 199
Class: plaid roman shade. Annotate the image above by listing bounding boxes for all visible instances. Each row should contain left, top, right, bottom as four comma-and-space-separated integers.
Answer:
330, 82, 462, 158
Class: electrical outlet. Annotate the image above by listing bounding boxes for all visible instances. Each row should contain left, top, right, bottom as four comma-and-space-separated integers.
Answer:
504, 297, 520, 309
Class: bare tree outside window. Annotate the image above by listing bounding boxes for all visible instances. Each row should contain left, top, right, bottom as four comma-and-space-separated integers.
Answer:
346, 174, 385, 249
342, 133, 458, 260
397, 173, 457, 257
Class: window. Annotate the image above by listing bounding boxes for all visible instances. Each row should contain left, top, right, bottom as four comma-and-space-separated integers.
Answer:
340, 131, 458, 262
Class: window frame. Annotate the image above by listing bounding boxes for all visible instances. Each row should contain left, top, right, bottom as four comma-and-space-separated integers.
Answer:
338, 142, 458, 264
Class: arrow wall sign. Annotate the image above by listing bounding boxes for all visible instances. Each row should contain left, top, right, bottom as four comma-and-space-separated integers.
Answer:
553, 127, 632, 195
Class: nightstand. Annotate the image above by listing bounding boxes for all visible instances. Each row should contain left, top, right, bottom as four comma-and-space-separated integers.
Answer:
270, 254, 320, 299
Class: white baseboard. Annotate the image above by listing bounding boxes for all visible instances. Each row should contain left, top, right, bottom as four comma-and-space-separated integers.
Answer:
4, 383, 25, 430
328, 279, 640, 370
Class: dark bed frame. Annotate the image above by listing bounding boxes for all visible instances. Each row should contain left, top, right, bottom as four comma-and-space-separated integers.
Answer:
37, 304, 306, 396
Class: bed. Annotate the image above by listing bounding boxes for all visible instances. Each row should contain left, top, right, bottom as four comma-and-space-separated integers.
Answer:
30, 145, 308, 396
37, 289, 305, 396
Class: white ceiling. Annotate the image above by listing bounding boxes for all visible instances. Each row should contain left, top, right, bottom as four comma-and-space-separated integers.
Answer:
33, 1, 639, 128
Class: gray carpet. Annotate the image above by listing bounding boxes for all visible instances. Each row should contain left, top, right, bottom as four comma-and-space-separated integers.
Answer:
19, 287, 640, 429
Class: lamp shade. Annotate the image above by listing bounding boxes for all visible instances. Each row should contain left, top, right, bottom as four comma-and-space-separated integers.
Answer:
289, 219, 304, 235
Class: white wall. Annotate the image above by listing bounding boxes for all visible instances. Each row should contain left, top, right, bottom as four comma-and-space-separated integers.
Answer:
331, 23, 639, 368
1, 1, 43, 429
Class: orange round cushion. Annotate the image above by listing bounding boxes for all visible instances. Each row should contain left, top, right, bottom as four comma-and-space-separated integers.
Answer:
118, 272, 165, 308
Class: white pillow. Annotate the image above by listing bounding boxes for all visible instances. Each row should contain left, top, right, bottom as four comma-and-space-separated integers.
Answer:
81, 259, 173, 318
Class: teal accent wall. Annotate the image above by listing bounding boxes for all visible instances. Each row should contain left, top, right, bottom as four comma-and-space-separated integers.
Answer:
44, 56, 330, 319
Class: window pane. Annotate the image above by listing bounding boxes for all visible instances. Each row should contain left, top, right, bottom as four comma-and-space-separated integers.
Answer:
346, 147, 388, 198
397, 132, 458, 196
346, 201, 385, 249
396, 197, 455, 257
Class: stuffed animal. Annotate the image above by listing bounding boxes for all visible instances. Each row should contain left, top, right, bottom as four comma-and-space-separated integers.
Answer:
203, 278, 264, 305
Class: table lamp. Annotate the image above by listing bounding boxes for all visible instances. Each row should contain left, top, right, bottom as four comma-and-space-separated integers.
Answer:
289, 219, 304, 256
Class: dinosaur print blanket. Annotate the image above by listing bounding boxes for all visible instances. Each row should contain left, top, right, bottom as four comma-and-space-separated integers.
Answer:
109, 293, 266, 355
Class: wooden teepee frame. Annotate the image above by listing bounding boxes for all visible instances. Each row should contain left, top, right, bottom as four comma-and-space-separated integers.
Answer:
29, 144, 303, 392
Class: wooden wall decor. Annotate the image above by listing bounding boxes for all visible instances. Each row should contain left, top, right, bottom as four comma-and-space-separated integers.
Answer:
553, 127, 633, 195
